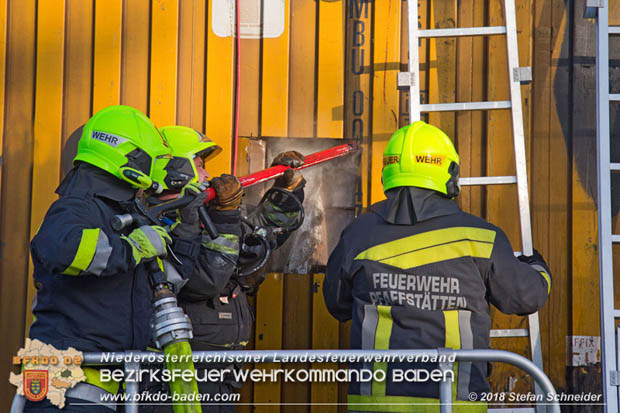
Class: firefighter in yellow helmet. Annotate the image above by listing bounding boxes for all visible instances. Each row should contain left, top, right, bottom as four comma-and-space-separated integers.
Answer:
323, 121, 551, 412
143, 126, 306, 413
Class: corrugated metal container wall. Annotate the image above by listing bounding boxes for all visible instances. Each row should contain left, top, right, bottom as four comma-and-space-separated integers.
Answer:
1, 0, 618, 410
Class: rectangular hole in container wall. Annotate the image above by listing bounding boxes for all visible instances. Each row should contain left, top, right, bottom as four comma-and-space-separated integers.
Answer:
212, 0, 284, 39
242, 137, 361, 275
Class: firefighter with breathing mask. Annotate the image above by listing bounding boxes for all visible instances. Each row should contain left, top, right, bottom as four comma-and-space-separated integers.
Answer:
144, 125, 306, 412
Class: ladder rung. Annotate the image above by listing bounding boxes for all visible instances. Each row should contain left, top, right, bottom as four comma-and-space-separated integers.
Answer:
610, 163, 620, 170
490, 329, 529, 338
460, 176, 517, 186
610, 26, 620, 35
421, 101, 511, 112
614, 310, 620, 318
610, 94, 620, 101
612, 235, 620, 243
419, 26, 507, 38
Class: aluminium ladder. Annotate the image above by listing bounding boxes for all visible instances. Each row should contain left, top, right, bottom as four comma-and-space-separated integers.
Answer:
588, 0, 619, 411
398, 0, 543, 411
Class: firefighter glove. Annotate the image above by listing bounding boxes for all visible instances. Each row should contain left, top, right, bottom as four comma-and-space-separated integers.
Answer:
273, 168, 305, 192
518, 249, 552, 293
271, 150, 305, 168
211, 174, 243, 210
517, 248, 547, 267
272, 151, 306, 192
172, 183, 207, 237
124, 225, 172, 265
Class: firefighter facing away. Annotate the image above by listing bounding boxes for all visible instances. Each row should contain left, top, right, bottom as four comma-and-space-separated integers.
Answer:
323, 121, 551, 412
145, 125, 306, 413
23, 106, 203, 412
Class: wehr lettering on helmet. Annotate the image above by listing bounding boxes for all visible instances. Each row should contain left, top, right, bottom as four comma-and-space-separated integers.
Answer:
414, 154, 446, 166
383, 155, 400, 167
91, 131, 127, 147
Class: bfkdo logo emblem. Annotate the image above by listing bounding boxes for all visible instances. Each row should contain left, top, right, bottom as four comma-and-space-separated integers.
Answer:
23, 370, 48, 402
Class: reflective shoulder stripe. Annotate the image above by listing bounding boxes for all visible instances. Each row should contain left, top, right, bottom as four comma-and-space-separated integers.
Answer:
347, 394, 487, 413
202, 233, 239, 255
531, 263, 551, 294
83, 366, 120, 395
62, 228, 101, 276
372, 306, 393, 397
85, 230, 112, 276
354, 227, 496, 270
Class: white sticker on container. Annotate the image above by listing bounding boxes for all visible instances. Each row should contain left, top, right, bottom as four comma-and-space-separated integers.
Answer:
212, 0, 285, 39
567, 336, 601, 366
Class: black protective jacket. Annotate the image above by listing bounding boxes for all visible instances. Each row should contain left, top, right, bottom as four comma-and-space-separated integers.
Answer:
323, 187, 551, 409
178, 187, 304, 350
29, 164, 201, 353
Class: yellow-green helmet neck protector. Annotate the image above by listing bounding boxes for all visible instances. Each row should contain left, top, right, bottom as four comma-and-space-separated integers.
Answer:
158, 125, 222, 189
382, 121, 460, 197
73, 105, 171, 191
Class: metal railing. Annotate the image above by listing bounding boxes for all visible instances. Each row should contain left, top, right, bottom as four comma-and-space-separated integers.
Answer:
12, 348, 559, 413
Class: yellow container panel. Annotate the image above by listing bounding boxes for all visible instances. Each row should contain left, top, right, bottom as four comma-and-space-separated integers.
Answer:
288, 0, 317, 138
370, 0, 401, 204
150, 0, 179, 127
121, 0, 150, 113
317, 0, 344, 138
261, 0, 290, 138
254, 273, 284, 412
25, 0, 66, 335
177, 0, 206, 130
92, 0, 122, 111
206, 0, 234, 175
